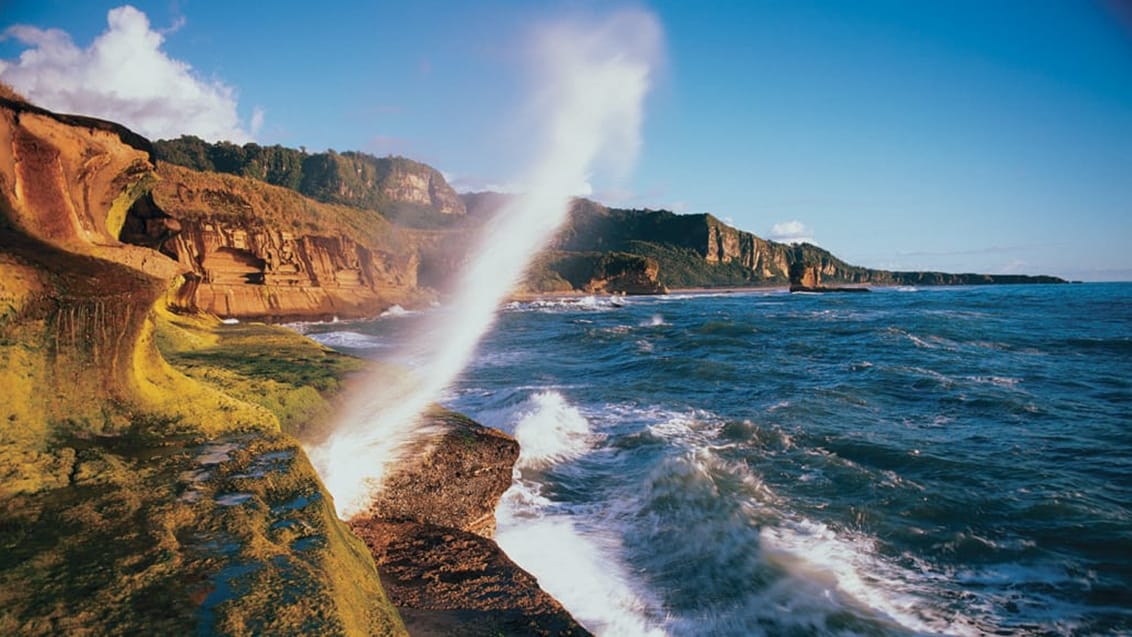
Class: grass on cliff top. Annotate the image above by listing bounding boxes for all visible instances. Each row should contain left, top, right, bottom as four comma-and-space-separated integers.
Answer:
154, 309, 365, 438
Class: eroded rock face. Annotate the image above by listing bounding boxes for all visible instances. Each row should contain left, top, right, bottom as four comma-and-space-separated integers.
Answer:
348, 410, 591, 636
378, 159, 465, 215
0, 97, 185, 430
0, 98, 407, 635
152, 164, 431, 321
357, 410, 518, 538
350, 520, 590, 637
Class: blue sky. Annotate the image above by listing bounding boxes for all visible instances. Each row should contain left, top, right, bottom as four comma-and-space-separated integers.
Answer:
2, 1, 1129, 281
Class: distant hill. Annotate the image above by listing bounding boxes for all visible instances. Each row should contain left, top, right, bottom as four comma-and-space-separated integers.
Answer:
154, 136, 465, 227
463, 195, 1066, 291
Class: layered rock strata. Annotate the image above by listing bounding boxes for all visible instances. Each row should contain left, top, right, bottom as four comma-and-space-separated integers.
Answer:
552, 199, 1066, 288
152, 164, 430, 321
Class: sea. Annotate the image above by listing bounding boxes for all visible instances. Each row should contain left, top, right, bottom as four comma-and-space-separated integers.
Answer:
300, 283, 1132, 636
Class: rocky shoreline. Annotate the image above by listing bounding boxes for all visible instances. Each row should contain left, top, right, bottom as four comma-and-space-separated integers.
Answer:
0, 94, 585, 635
347, 411, 590, 636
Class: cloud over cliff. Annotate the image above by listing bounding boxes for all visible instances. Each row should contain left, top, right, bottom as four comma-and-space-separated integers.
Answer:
0, 5, 259, 142
768, 220, 815, 245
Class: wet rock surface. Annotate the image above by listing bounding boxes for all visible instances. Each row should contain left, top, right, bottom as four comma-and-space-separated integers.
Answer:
349, 411, 591, 636
361, 410, 518, 538
0, 431, 403, 636
351, 520, 589, 637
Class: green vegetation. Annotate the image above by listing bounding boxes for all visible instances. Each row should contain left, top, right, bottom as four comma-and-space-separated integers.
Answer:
0, 308, 405, 636
153, 137, 463, 228
0, 426, 402, 636
622, 241, 762, 288
155, 310, 365, 437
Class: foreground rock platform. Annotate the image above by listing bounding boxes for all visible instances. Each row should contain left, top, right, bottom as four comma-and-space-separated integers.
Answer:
349, 411, 591, 637
351, 520, 589, 637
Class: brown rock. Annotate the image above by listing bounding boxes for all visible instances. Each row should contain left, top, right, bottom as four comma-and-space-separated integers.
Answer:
359, 410, 518, 538
0, 97, 187, 429
151, 163, 433, 321
349, 409, 591, 636
350, 520, 591, 637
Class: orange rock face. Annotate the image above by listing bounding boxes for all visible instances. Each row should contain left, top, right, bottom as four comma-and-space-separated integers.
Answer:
152, 164, 431, 321
0, 97, 185, 424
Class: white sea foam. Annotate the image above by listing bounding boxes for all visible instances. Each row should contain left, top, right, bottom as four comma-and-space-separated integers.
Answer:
379, 304, 410, 317
495, 494, 666, 636
640, 314, 667, 327
509, 391, 599, 469
966, 375, 1022, 388
510, 295, 626, 313
306, 331, 386, 350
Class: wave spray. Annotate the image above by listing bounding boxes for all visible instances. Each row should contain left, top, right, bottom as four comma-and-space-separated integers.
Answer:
308, 10, 662, 518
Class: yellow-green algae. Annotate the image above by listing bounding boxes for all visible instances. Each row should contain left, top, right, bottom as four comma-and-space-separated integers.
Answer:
0, 96, 402, 635
0, 305, 404, 636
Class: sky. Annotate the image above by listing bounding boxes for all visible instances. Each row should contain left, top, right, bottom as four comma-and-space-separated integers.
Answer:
1, 1, 1129, 281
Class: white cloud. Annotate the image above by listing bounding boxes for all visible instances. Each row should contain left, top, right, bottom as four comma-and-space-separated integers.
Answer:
0, 5, 258, 142
768, 220, 815, 244
249, 107, 265, 137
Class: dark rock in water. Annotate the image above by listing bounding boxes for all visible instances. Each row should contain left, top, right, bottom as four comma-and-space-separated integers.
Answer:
350, 409, 590, 636
350, 520, 590, 637
359, 409, 518, 538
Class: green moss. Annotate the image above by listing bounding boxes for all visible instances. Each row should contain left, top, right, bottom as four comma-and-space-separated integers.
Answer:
155, 312, 364, 437
0, 430, 404, 636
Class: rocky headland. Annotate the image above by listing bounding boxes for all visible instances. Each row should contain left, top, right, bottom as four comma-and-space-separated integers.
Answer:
0, 95, 584, 635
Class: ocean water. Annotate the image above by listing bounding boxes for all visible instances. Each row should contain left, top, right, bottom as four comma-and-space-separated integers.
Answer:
302, 283, 1132, 636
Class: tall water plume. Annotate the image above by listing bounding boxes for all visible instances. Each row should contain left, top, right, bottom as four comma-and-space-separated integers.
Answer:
308, 10, 663, 518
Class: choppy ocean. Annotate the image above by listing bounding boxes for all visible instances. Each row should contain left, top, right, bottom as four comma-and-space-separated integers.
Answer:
302, 283, 1132, 636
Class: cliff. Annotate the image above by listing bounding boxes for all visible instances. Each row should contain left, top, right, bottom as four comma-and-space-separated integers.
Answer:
524, 251, 667, 295
1, 97, 590, 635
154, 137, 465, 225
0, 97, 405, 635
151, 163, 430, 321
547, 199, 1066, 289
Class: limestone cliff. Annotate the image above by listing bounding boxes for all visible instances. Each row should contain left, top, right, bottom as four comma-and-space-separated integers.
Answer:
151, 164, 430, 321
0, 96, 406, 636
552, 199, 1066, 289
0, 96, 270, 437
153, 137, 466, 223
524, 251, 667, 295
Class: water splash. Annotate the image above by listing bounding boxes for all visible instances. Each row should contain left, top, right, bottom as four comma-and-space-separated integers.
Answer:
308, 10, 663, 519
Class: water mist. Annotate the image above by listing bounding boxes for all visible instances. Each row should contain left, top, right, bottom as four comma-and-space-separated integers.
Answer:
308, 10, 663, 519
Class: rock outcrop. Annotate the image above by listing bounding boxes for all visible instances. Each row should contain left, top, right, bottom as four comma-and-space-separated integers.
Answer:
348, 410, 591, 636
552, 199, 1066, 289
357, 410, 519, 538
0, 96, 240, 435
151, 164, 431, 321
525, 251, 668, 295
0, 96, 405, 635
